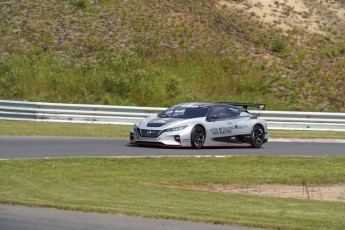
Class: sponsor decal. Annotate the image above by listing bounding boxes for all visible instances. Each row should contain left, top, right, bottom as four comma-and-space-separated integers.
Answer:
210, 127, 232, 135
234, 125, 248, 129
210, 125, 248, 135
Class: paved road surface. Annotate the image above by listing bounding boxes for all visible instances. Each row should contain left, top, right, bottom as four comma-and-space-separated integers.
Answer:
0, 205, 259, 230
0, 137, 344, 159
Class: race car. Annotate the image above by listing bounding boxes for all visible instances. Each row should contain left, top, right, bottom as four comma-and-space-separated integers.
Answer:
130, 102, 268, 148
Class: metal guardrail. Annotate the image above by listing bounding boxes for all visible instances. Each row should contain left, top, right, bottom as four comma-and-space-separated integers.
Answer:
1, 100, 345, 131
253, 110, 345, 131
0, 100, 165, 125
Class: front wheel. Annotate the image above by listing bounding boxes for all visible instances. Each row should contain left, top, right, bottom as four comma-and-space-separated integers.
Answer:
191, 125, 205, 149
250, 125, 264, 148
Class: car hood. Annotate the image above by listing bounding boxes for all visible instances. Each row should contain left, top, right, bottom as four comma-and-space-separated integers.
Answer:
136, 116, 194, 129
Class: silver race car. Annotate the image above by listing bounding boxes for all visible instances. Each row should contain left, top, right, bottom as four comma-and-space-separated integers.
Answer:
130, 102, 268, 148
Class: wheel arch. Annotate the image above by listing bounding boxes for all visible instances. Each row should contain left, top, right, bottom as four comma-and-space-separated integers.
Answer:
253, 123, 264, 131
192, 124, 207, 138
195, 123, 206, 132
250, 123, 265, 148
190, 124, 207, 149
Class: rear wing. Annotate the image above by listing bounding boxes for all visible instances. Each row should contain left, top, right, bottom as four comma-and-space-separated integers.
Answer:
218, 102, 266, 110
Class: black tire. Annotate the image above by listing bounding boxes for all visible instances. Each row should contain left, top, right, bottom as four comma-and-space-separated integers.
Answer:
250, 125, 264, 148
191, 125, 205, 149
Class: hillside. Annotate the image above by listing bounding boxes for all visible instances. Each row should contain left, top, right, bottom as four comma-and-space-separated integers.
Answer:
0, 0, 345, 111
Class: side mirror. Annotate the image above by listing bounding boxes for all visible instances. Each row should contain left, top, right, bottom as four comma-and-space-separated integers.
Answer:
207, 114, 218, 122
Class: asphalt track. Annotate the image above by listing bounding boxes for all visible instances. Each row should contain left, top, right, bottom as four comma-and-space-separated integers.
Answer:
0, 205, 257, 230
1, 136, 344, 230
0, 137, 345, 159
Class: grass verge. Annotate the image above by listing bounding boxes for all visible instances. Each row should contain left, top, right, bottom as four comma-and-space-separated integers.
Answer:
269, 130, 345, 139
1, 156, 345, 230
1, 120, 345, 139
0, 120, 130, 138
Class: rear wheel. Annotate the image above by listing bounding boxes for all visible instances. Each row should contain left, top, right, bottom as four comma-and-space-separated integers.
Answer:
250, 125, 264, 148
191, 125, 205, 149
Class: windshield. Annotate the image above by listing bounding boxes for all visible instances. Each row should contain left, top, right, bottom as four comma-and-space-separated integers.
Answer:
159, 105, 211, 119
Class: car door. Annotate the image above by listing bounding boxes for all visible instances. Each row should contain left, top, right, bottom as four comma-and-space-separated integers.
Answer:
205, 106, 238, 139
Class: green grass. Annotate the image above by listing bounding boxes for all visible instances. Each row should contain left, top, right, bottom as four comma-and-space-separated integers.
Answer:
269, 130, 345, 139
1, 120, 345, 139
0, 1, 345, 111
0, 120, 130, 138
1, 156, 345, 230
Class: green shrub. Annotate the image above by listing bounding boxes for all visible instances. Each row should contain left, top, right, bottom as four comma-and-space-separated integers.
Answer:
271, 38, 287, 53
75, 0, 88, 9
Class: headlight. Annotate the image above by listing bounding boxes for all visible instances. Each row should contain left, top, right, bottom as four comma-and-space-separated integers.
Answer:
133, 124, 140, 132
165, 125, 188, 132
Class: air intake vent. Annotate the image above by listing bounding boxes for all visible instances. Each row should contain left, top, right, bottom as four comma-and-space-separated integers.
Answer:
139, 129, 161, 138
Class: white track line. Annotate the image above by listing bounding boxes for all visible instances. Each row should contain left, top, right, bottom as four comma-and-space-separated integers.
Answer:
269, 138, 345, 143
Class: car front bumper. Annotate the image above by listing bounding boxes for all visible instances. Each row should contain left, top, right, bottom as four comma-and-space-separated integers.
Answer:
130, 126, 192, 147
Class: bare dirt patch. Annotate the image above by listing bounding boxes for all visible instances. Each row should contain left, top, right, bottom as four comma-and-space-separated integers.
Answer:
217, 0, 345, 34
184, 184, 345, 202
